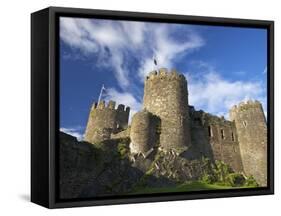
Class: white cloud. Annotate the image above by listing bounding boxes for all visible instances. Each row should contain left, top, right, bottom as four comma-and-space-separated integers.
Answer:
60, 18, 131, 88
103, 88, 142, 122
60, 18, 204, 89
60, 127, 84, 141
61, 18, 268, 121
120, 22, 146, 47
137, 26, 204, 79
60, 18, 99, 54
185, 62, 267, 119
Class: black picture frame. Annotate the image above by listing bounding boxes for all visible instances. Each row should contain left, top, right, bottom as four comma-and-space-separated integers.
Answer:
31, 6, 274, 209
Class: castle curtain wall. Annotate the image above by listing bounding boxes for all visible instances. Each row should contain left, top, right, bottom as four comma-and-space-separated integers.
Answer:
189, 109, 244, 173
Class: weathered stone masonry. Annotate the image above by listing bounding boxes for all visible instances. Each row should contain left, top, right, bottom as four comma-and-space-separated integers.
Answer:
229, 100, 267, 186
84, 68, 267, 186
130, 110, 160, 154
189, 107, 244, 173
84, 100, 130, 144
143, 68, 191, 151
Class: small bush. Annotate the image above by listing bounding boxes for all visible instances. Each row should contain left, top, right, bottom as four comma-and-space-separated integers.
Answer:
117, 143, 129, 159
226, 173, 245, 187
201, 174, 215, 184
214, 160, 232, 182
244, 175, 259, 187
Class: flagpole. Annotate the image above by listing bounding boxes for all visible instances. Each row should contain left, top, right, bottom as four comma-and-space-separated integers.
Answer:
98, 84, 105, 104
153, 56, 158, 72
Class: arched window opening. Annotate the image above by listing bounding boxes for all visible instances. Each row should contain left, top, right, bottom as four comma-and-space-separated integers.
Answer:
231, 132, 235, 141
208, 126, 213, 137
221, 129, 225, 140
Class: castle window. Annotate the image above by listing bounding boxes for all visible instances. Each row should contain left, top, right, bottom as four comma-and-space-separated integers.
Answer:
208, 126, 213, 137
221, 129, 225, 140
194, 117, 201, 125
242, 121, 247, 128
231, 132, 235, 141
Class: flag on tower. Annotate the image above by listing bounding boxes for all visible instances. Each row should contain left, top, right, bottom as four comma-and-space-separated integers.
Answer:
154, 58, 157, 66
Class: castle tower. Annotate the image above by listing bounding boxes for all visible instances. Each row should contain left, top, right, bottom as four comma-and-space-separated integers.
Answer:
143, 68, 191, 152
229, 100, 267, 186
130, 110, 159, 154
84, 100, 130, 144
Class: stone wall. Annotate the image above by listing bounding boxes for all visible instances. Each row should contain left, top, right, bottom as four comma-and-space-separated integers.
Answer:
60, 132, 144, 199
205, 113, 243, 173
60, 132, 101, 198
189, 107, 213, 159
130, 110, 160, 154
143, 68, 191, 152
111, 127, 130, 140
84, 100, 130, 144
229, 100, 267, 186
189, 107, 243, 173
116, 105, 130, 129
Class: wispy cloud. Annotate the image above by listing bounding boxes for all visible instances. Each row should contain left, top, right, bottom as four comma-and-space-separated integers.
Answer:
60, 18, 267, 121
137, 25, 204, 80
60, 18, 204, 90
185, 61, 267, 118
60, 18, 130, 88
60, 126, 84, 141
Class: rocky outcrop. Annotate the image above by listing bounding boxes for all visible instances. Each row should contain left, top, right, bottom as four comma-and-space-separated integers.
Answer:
60, 132, 143, 199
59, 131, 257, 199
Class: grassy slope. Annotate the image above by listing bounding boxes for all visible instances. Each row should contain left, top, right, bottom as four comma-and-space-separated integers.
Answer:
130, 181, 254, 195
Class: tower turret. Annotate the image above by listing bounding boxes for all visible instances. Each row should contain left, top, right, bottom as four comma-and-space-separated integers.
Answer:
130, 110, 159, 154
229, 100, 267, 186
143, 68, 191, 152
84, 100, 130, 144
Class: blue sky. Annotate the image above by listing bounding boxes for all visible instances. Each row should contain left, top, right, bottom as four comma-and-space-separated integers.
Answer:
59, 17, 267, 140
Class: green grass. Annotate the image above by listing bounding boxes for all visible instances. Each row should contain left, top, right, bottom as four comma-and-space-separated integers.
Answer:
129, 181, 255, 195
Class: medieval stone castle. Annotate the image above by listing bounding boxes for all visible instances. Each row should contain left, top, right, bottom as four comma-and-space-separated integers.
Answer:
84, 68, 267, 186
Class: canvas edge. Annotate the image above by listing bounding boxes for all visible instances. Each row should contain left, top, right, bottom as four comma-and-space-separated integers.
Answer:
31, 6, 274, 209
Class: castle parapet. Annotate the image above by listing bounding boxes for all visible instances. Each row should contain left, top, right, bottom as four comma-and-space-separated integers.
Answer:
146, 68, 187, 83
84, 100, 130, 144
97, 100, 105, 109
91, 102, 98, 110
108, 100, 116, 109
230, 100, 263, 114
91, 100, 130, 112
117, 104, 125, 111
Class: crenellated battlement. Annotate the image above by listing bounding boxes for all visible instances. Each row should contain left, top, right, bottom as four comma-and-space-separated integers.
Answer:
91, 100, 130, 113
145, 68, 187, 83
229, 99, 263, 114
85, 100, 130, 144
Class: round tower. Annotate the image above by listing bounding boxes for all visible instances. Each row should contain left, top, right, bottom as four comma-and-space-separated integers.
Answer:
143, 68, 191, 152
130, 110, 159, 154
229, 100, 267, 186
84, 100, 130, 144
